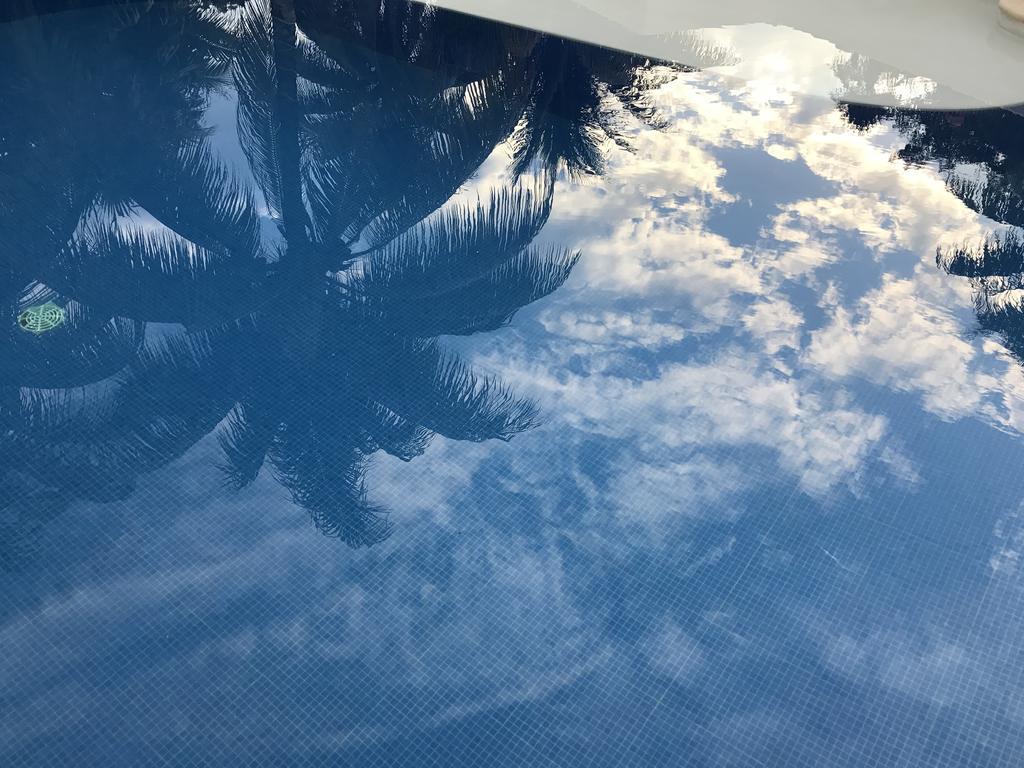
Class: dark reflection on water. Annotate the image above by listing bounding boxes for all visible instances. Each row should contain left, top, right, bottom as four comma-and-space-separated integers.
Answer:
1, 0, 674, 548
4, 2, 1024, 767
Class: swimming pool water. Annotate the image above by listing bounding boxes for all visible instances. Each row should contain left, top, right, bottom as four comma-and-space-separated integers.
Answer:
2, 1, 1024, 765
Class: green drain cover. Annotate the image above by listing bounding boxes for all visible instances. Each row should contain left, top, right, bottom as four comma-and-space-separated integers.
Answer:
18, 302, 66, 334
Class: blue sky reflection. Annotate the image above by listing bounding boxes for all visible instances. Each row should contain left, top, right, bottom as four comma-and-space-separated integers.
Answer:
2, 6, 1024, 767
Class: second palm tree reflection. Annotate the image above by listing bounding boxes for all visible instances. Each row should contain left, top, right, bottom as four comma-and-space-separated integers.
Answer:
840, 99, 1024, 369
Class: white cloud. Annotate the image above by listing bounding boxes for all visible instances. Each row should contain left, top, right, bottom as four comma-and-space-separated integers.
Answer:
540, 308, 686, 349
990, 501, 1024, 578
483, 342, 888, 498
645, 618, 705, 680
703, 25, 847, 106
806, 273, 1024, 431
742, 298, 803, 355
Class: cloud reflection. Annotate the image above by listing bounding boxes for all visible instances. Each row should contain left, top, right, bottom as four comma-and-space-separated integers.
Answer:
4, 3, 1024, 766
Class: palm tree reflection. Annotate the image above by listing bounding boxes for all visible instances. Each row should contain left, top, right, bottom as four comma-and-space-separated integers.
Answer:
6, 0, 687, 551
840, 98, 1024, 367
506, 36, 678, 179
